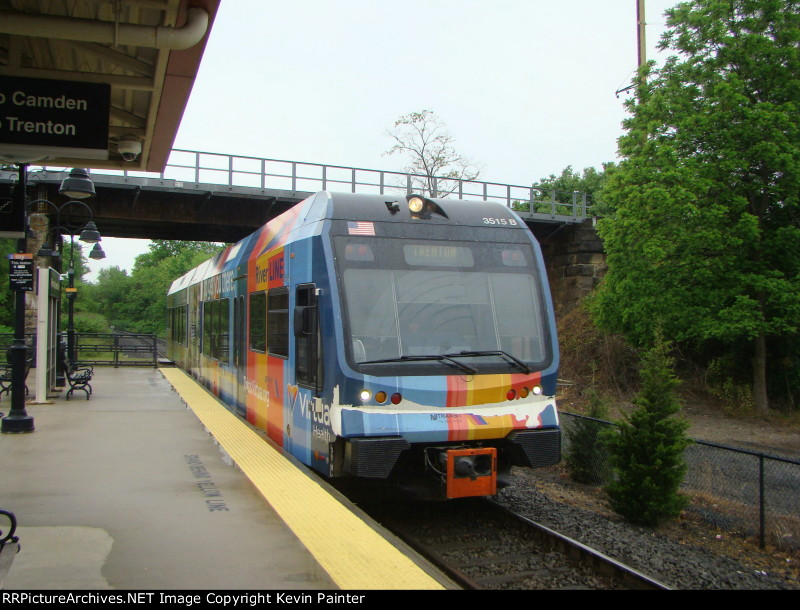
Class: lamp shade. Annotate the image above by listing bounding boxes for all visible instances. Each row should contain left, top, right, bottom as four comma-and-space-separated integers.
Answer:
37, 242, 54, 257
89, 243, 106, 260
79, 221, 101, 243
59, 168, 96, 199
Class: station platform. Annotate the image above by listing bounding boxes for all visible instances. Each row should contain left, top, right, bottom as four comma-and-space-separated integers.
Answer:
0, 367, 450, 590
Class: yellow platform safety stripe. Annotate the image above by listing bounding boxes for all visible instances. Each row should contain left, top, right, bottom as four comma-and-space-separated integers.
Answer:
160, 368, 444, 591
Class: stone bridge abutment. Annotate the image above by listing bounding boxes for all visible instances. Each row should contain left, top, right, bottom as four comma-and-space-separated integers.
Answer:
532, 220, 606, 320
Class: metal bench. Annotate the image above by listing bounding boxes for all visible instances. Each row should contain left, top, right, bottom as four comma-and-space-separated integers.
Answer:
61, 356, 94, 400
0, 350, 32, 400
0, 509, 20, 589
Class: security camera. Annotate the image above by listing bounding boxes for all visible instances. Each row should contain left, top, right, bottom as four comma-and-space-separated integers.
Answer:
117, 139, 142, 162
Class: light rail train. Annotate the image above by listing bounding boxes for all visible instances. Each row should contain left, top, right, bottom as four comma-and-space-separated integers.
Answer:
166, 191, 561, 499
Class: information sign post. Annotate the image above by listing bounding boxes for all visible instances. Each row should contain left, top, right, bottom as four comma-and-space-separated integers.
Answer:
2, 167, 34, 433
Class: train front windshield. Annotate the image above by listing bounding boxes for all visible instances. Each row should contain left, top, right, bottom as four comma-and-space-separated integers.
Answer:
333, 235, 553, 376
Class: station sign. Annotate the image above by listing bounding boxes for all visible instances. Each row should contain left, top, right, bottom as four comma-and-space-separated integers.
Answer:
0, 75, 110, 162
8, 253, 34, 292
49, 267, 61, 295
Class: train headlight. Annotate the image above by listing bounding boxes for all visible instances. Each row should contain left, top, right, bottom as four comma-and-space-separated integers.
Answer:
408, 196, 425, 214
532, 386, 542, 395
359, 390, 371, 402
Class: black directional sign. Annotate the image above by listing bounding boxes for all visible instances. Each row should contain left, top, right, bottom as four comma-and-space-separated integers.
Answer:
0, 75, 110, 160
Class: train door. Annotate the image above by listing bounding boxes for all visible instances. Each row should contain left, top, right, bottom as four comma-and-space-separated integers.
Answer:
233, 291, 247, 413
293, 282, 331, 474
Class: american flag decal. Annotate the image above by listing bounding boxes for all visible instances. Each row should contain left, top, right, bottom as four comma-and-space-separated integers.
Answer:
348, 221, 375, 235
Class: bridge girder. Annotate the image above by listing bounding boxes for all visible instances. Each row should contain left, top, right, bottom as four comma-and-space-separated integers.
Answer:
1, 170, 585, 244
1, 174, 301, 243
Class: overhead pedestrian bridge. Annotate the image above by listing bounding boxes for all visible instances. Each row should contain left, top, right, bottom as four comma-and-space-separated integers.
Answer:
0, 149, 594, 243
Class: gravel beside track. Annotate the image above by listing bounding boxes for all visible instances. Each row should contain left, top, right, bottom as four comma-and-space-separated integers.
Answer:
364, 496, 651, 590
494, 466, 799, 590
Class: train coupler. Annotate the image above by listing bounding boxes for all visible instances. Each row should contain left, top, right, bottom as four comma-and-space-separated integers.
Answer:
436, 447, 497, 499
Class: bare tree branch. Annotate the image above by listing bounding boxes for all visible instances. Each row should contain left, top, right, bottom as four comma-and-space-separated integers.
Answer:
384, 110, 482, 198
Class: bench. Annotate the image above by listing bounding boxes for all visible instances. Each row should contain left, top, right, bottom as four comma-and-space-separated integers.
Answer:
0, 509, 20, 589
0, 350, 32, 400
60, 356, 94, 400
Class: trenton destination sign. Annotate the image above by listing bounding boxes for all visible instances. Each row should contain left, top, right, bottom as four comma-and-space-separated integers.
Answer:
0, 75, 110, 162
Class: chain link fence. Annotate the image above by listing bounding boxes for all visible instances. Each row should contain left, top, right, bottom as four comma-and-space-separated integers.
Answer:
560, 412, 800, 551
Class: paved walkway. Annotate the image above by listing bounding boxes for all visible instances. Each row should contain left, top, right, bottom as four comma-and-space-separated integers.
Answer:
0, 367, 415, 590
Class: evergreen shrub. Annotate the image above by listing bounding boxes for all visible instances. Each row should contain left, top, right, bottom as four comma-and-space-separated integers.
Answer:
605, 334, 690, 526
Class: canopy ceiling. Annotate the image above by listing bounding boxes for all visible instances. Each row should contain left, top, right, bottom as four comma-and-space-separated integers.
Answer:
0, 0, 220, 172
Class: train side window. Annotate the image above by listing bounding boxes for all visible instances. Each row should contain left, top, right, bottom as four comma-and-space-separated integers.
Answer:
177, 305, 187, 345
201, 298, 230, 362
218, 298, 230, 364
267, 288, 289, 358
249, 291, 266, 353
237, 295, 246, 367
295, 284, 320, 391
169, 304, 187, 345
201, 300, 212, 357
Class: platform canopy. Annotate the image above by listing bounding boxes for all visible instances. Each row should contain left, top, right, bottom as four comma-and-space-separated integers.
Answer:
0, 0, 220, 172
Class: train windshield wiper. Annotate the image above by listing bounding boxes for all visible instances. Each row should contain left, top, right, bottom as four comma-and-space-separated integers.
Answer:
444, 350, 532, 374
360, 355, 478, 375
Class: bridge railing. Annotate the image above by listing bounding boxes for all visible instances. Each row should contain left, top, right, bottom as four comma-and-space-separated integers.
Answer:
14, 149, 594, 220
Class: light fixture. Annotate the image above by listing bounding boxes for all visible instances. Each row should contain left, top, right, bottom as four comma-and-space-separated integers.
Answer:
59, 168, 96, 199
406, 194, 447, 219
408, 196, 425, 214
37, 242, 62, 265
79, 221, 101, 243
89, 243, 106, 260
37, 242, 55, 258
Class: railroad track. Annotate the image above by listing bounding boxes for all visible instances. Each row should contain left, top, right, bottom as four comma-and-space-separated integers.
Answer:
349, 493, 670, 590
112, 330, 169, 362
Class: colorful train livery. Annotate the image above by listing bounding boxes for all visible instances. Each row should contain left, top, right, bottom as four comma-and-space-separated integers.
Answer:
167, 191, 561, 499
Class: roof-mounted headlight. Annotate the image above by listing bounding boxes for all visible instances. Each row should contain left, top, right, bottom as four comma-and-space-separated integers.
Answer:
408, 196, 425, 214
406, 194, 447, 219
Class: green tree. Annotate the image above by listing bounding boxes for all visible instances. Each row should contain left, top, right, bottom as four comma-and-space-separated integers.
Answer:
385, 109, 481, 197
84, 240, 221, 335
82, 266, 135, 329
605, 335, 690, 526
593, 0, 800, 413
132, 240, 220, 270
530, 164, 614, 215
127, 240, 221, 335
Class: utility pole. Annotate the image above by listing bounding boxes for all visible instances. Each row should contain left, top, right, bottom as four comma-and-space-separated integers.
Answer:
637, 0, 647, 68
615, 0, 649, 97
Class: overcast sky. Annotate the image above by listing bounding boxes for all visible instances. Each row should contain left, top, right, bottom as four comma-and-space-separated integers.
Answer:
89, 0, 680, 280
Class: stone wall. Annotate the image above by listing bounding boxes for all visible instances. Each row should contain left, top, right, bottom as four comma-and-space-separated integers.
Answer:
532, 220, 606, 319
